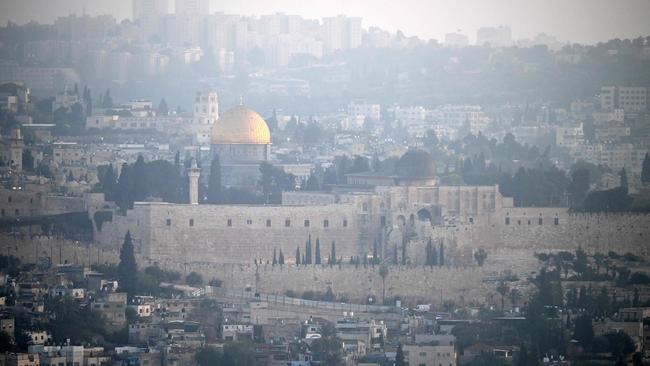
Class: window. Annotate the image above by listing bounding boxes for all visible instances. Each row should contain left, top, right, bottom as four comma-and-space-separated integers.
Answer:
246, 219, 253, 225
304, 219, 310, 227
554, 217, 559, 225
189, 219, 194, 227
527, 220, 531, 225
7, 196, 11, 203
323, 220, 329, 228
285, 219, 291, 227
380, 216, 386, 227
362, 203, 368, 212
419, 352, 427, 356
166, 219, 171, 226
469, 217, 474, 224
343, 219, 348, 227
266, 219, 272, 227
227, 219, 232, 227
539, 218, 543, 225
517, 220, 521, 225
505, 217, 510, 225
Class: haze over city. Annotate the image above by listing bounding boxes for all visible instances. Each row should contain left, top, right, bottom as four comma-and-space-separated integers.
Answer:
2, 0, 650, 43
0, 0, 650, 365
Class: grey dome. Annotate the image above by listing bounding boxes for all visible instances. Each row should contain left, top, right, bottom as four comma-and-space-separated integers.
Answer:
395, 149, 436, 178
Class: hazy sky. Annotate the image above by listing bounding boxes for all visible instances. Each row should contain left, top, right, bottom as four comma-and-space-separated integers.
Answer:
1, 0, 649, 44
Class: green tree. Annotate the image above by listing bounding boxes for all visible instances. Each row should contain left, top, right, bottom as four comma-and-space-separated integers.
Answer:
311, 337, 342, 365
568, 169, 590, 208
118, 231, 138, 299
496, 281, 509, 310
195, 346, 222, 365
474, 248, 488, 266
278, 250, 284, 265
573, 314, 594, 347
329, 241, 336, 265
395, 343, 405, 366
439, 242, 445, 266
208, 154, 223, 204
303, 173, 320, 191
221, 341, 256, 366
295, 246, 301, 265
186, 272, 203, 286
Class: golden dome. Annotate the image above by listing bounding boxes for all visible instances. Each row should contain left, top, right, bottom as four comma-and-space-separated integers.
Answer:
211, 105, 271, 144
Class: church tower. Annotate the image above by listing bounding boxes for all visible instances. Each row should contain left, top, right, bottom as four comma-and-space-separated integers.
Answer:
188, 158, 200, 204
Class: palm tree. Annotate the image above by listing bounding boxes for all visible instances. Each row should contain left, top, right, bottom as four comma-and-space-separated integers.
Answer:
379, 265, 389, 304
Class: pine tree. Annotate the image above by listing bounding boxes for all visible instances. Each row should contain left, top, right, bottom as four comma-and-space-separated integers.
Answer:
158, 98, 169, 116
439, 241, 445, 267
330, 241, 336, 266
426, 238, 433, 266
207, 154, 222, 204
118, 231, 138, 300
401, 238, 407, 265
278, 250, 284, 265
315, 238, 321, 264
295, 247, 301, 265
272, 249, 277, 266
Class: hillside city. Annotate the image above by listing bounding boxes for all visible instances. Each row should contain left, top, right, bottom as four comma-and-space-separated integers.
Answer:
1, 1, 650, 365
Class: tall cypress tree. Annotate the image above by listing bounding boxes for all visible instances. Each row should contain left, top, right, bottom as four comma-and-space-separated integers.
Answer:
116, 163, 133, 211
393, 244, 398, 264
426, 239, 433, 266
372, 240, 378, 264
278, 250, 284, 265
431, 245, 438, 267
132, 155, 148, 202
401, 238, 407, 265
330, 241, 336, 266
272, 248, 277, 266
305, 235, 312, 264
118, 231, 138, 300
207, 154, 222, 204
439, 241, 445, 267
295, 246, 301, 265
642, 153, 650, 185
315, 238, 321, 264
620, 167, 628, 194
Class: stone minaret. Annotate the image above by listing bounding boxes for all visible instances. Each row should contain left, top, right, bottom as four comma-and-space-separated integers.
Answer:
188, 158, 201, 204
9, 128, 24, 172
